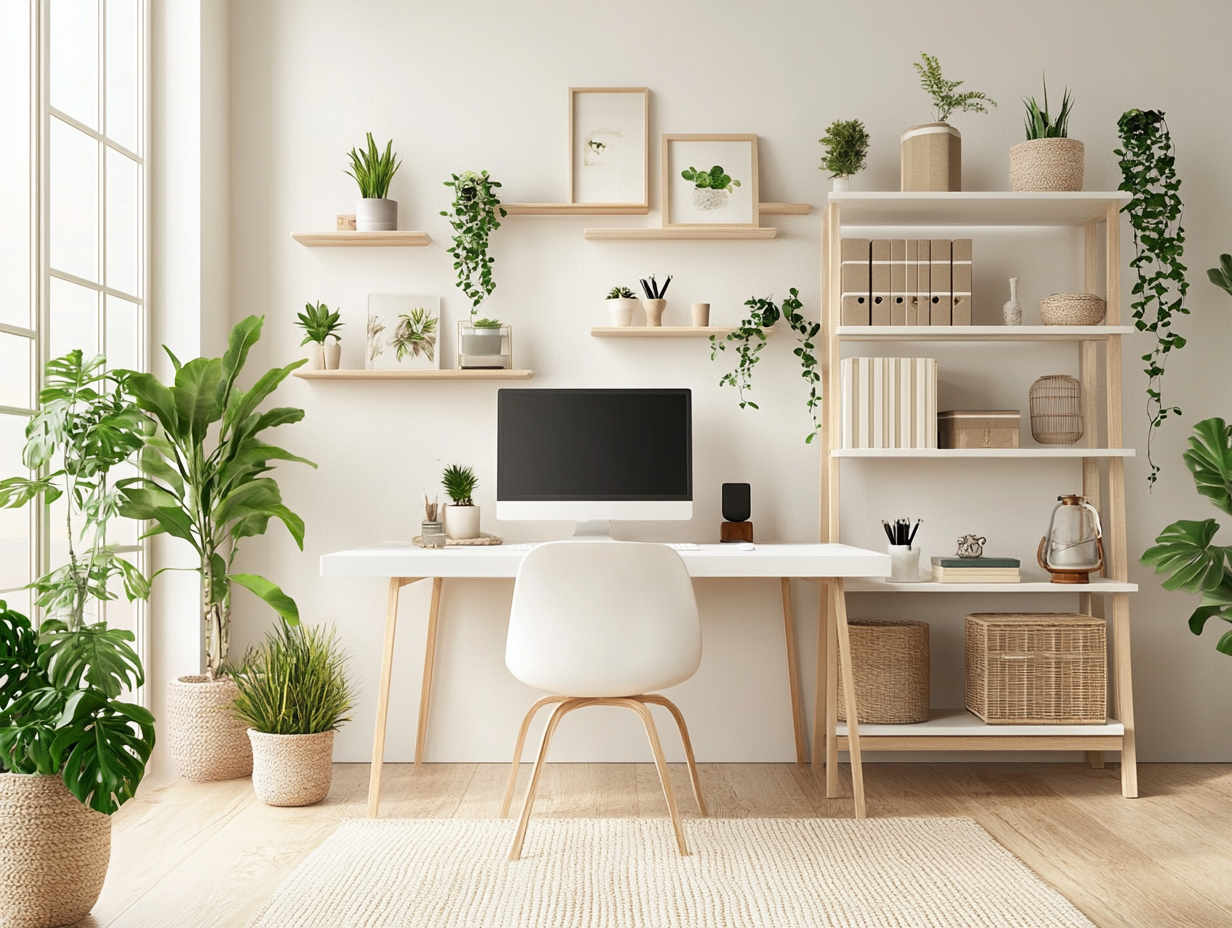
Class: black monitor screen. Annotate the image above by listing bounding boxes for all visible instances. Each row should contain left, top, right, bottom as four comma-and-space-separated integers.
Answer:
497, 389, 692, 501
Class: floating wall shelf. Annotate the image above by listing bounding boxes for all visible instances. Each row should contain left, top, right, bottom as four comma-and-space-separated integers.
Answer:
293, 369, 532, 381
591, 326, 740, 338
292, 231, 432, 247
759, 202, 811, 215
501, 201, 808, 217
836, 325, 1136, 342
584, 227, 778, 241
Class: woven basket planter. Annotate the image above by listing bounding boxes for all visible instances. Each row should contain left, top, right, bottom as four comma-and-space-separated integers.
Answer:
167, 675, 253, 781
1009, 138, 1084, 192
0, 773, 111, 928
836, 619, 930, 724
1040, 292, 1106, 326
249, 729, 336, 807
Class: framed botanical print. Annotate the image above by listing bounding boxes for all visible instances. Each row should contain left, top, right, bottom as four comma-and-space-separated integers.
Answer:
662, 134, 759, 229
569, 87, 649, 209
366, 294, 441, 371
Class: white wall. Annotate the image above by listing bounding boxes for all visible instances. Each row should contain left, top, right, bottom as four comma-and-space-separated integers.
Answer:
211, 0, 1232, 763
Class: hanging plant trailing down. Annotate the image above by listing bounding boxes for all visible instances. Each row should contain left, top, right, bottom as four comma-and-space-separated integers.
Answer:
709, 288, 822, 443
442, 171, 506, 317
1115, 108, 1189, 486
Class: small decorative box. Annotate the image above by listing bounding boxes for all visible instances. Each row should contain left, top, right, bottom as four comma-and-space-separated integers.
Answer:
937, 410, 1021, 449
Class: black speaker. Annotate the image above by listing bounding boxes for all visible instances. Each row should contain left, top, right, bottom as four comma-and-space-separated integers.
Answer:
722, 483, 751, 523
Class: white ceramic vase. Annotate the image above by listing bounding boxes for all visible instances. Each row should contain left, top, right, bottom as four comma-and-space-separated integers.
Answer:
444, 504, 481, 540
1003, 277, 1022, 326
355, 197, 397, 232
322, 338, 341, 370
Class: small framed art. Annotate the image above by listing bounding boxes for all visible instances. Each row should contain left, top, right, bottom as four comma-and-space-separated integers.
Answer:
569, 87, 649, 208
366, 294, 441, 371
662, 134, 759, 229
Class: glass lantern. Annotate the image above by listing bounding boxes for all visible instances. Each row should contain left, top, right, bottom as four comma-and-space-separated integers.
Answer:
457, 321, 512, 370
1037, 494, 1104, 584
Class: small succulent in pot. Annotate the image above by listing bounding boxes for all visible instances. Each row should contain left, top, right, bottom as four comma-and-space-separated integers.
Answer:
606, 286, 636, 300
606, 286, 639, 326
442, 464, 481, 541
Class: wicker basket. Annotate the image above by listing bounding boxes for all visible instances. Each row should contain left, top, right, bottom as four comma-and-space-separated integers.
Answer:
836, 620, 930, 724
965, 613, 1106, 724
1009, 138, 1085, 192
167, 675, 254, 781
1029, 375, 1084, 445
0, 773, 111, 928
249, 730, 336, 807
1040, 293, 1106, 326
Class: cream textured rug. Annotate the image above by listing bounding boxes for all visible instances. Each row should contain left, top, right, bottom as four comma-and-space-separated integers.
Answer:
251, 818, 1094, 928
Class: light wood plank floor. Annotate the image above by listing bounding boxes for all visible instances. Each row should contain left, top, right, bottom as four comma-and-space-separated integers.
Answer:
78, 763, 1232, 928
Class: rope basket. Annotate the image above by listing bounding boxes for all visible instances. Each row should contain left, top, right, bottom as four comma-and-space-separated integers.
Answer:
836, 620, 930, 724
0, 773, 111, 928
249, 729, 336, 807
1029, 375, 1084, 445
1009, 138, 1084, 192
167, 675, 253, 781
1040, 292, 1106, 326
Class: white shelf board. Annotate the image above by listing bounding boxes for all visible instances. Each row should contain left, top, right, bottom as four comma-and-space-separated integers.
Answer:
837, 707, 1124, 738
832, 447, 1134, 458
828, 191, 1130, 226
836, 325, 1134, 342
846, 577, 1137, 593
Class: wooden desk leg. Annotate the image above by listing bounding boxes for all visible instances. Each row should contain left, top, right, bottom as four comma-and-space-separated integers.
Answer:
1112, 592, 1138, 798
369, 577, 421, 818
832, 578, 866, 819
780, 578, 806, 767
826, 586, 840, 796
414, 577, 445, 767
811, 583, 826, 770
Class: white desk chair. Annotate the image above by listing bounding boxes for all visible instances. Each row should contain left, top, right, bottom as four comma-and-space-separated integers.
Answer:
501, 541, 708, 860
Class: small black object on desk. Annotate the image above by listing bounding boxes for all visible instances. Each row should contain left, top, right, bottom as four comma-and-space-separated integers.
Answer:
721, 483, 753, 543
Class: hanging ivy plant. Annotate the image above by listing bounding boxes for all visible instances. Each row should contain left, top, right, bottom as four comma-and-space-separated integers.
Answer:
441, 171, 506, 317
1115, 109, 1189, 486
710, 288, 822, 443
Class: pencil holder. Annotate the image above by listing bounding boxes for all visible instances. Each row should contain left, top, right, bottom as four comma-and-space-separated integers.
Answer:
888, 544, 921, 582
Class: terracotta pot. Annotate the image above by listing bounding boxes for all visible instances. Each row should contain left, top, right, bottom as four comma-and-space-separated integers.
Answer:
167, 675, 253, 781
1010, 138, 1084, 192
444, 504, 481, 540
900, 123, 961, 192
249, 730, 336, 807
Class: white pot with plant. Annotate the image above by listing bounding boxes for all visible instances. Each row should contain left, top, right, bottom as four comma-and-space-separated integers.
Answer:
347, 132, 401, 231
1010, 80, 1083, 192
232, 620, 354, 807
682, 165, 740, 210
444, 169, 507, 366
606, 286, 638, 326
442, 464, 481, 540
296, 301, 344, 370
819, 118, 870, 192
901, 52, 996, 192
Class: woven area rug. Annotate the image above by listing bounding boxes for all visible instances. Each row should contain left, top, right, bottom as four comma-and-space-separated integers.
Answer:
251, 817, 1094, 928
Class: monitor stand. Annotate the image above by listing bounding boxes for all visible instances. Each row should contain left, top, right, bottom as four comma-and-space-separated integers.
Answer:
571, 520, 612, 540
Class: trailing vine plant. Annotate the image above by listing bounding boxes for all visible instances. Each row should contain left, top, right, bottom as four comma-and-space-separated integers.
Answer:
441, 171, 506, 317
710, 288, 822, 443
1115, 109, 1188, 486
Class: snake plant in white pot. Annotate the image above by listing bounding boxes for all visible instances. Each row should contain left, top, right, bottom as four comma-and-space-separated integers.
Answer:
347, 132, 401, 231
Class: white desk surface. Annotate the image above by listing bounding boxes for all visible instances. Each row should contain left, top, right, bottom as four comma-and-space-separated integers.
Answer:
321, 541, 890, 580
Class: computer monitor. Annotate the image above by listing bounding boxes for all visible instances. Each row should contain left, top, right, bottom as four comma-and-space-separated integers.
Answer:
496, 388, 692, 532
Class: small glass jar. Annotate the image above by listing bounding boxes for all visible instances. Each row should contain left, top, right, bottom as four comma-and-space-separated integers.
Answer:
457, 321, 512, 370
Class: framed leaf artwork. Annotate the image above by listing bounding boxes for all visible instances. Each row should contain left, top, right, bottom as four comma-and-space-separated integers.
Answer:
366, 294, 441, 371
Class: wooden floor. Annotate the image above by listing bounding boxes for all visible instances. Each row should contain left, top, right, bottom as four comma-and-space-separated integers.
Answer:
79, 762, 1232, 928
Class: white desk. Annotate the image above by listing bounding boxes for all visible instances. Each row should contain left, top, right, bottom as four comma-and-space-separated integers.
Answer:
321, 542, 890, 817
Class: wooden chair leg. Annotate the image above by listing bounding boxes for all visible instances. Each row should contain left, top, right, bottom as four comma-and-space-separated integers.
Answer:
620, 698, 689, 856
509, 698, 581, 861
640, 694, 707, 817
501, 695, 568, 819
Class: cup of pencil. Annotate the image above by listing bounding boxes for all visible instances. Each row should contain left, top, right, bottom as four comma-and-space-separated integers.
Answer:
883, 518, 921, 583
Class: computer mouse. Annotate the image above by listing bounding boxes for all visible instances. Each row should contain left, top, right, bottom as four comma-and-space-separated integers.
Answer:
738, 542, 756, 551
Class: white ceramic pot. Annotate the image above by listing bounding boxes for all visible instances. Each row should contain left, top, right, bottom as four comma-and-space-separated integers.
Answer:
323, 338, 341, 370
831, 175, 852, 192
606, 298, 637, 326
166, 675, 253, 781
248, 729, 336, 807
306, 343, 324, 370
641, 298, 666, 327
444, 504, 481, 540
355, 197, 397, 232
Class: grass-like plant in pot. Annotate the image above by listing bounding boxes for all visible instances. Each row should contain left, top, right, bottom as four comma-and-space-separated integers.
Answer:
1010, 80, 1082, 192
231, 620, 354, 806
442, 463, 480, 541
0, 351, 155, 927
818, 119, 870, 190
606, 285, 638, 327
296, 301, 344, 370
903, 52, 996, 191
682, 165, 741, 211
117, 315, 316, 781
347, 132, 401, 231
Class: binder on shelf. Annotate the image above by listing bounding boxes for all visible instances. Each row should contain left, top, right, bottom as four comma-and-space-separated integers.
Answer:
840, 356, 938, 449
871, 239, 891, 326
890, 239, 907, 326
952, 238, 972, 326
930, 239, 952, 326
841, 238, 871, 325
905, 239, 919, 325
915, 240, 931, 325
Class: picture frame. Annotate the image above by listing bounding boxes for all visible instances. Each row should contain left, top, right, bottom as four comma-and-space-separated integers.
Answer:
662, 134, 760, 229
569, 87, 649, 209
366, 294, 441, 371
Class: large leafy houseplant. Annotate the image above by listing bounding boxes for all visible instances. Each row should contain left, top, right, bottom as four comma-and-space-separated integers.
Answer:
442, 170, 506, 318
118, 315, 316, 678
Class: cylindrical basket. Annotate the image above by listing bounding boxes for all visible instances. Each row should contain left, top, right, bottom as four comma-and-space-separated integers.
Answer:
1009, 138, 1085, 192
836, 619, 930, 724
1030, 375, 1084, 445
249, 730, 336, 807
1040, 292, 1106, 326
167, 675, 254, 781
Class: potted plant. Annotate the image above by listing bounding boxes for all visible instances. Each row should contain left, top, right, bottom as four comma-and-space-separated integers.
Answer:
0, 351, 155, 928
442, 463, 480, 540
605, 286, 638, 326
1010, 80, 1082, 191
296, 301, 344, 370
819, 119, 870, 191
231, 620, 353, 806
902, 52, 996, 191
346, 132, 401, 231
681, 165, 741, 210
458, 317, 510, 370
118, 316, 316, 781
638, 274, 673, 326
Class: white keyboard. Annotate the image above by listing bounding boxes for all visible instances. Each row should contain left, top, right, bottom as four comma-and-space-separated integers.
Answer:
507, 543, 540, 550
665, 542, 701, 551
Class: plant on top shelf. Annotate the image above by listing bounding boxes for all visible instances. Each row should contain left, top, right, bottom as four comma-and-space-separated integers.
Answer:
1010, 78, 1084, 193
346, 132, 401, 231
441, 463, 481, 541
818, 119, 870, 189
709, 288, 822, 443
913, 52, 996, 124
682, 165, 740, 211
1115, 108, 1188, 486
442, 170, 506, 318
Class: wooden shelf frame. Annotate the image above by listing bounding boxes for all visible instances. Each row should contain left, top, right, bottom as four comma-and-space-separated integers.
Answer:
583, 227, 778, 241
292, 231, 431, 247
503, 201, 808, 217
819, 191, 1137, 801
591, 326, 740, 338
293, 369, 532, 381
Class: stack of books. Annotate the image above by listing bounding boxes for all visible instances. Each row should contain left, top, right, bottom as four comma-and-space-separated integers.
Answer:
931, 556, 1021, 583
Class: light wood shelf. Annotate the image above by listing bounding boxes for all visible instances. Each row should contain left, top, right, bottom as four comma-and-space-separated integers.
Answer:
836, 325, 1134, 342
293, 369, 531, 381
832, 447, 1134, 459
829, 191, 1130, 226
584, 227, 778, 241
835, 708, 1125, 752
292, 231, 431, 247
591, 326, 739, 338
845, 577, 1138, 594
502, 203, 648, 216
760, 202, 811, 215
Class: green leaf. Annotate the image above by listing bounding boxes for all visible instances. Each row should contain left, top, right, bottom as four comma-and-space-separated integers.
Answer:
38, 620, 143, 698
230, 573, 300, 626
172, 357, 226, 446
219, 315, 265, 408
53, 692, 155, 814
1184, 418, 1232, 517
1140, 518, 1228, 593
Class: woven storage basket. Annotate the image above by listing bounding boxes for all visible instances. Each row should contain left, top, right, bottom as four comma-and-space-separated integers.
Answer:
1009, 138, 1085, 192
167, 675, 253, 781
0, 773, 110, 928
1029, 375, 1084, 445
1040, 292, 1106, 326
249, 729, 336, 806
965, 613, 1106, 724
836, 619, 930, 724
